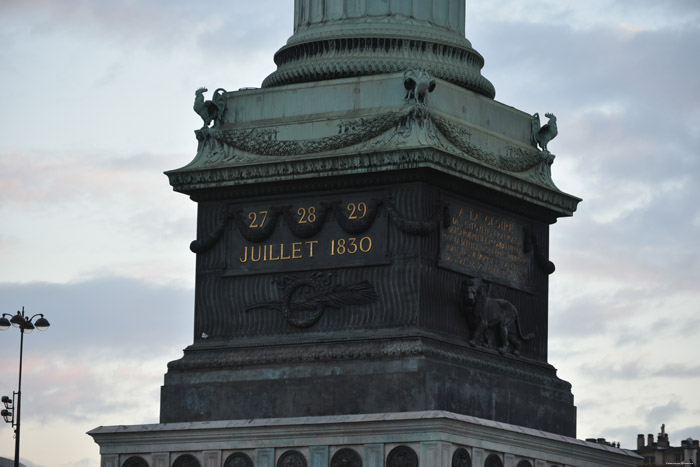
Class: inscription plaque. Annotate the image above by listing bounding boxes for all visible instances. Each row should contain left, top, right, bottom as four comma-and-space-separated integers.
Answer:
225, 192, 388, 276
439, 200, 533, 291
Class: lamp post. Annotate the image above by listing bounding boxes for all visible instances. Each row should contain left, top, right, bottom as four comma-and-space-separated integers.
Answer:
1, 307, 50, 467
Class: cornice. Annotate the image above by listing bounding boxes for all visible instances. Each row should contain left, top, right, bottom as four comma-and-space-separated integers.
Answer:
167, 148, 579, 217
166, 335, 571, 390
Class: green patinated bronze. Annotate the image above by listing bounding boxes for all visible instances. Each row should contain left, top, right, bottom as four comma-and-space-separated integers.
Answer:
161, 0, 581, 437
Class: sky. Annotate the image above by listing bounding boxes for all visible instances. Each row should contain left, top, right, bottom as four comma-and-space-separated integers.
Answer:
0, 1, 698, 466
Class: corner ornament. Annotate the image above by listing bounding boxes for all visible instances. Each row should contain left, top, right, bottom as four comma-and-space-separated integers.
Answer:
194, 87, 227, 130
531, 112, 558, 152
404, 69, 436, 104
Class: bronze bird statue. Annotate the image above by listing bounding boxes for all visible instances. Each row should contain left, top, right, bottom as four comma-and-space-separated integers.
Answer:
532, 112, 558, 152
193, 87, 227, 129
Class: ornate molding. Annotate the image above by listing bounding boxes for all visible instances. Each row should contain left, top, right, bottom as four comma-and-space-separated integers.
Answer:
169, 148, 578, 217
264, 35, 494, 97
167, 336, 572, 390
288, 26, 473, 51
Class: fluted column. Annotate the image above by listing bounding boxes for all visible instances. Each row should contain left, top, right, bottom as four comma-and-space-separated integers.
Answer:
295, 0, 466, 37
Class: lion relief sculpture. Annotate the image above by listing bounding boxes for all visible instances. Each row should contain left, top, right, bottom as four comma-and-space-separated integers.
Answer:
462, 278, 534, 356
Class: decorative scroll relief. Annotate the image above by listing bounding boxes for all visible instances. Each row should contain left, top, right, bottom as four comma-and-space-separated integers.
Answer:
224, 192, 389, 277
440, 199, 533, 292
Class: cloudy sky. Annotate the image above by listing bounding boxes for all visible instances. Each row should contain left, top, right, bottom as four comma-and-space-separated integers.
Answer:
1, 1, 698, 466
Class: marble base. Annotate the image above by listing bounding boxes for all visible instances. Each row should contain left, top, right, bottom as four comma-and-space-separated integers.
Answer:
89, 411, 639, 467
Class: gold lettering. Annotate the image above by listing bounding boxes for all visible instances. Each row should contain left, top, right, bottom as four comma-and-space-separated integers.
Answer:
247, 210, 268, 228
359, 236, 372, 253
292, 242, 302, 259
239, 246, 249, 263
280, 243, 291, 260
442, 204, 529, 285
347, 202, 368, 219
250, 246, 262, 262
306, 240, 318, 257
268, 244, 280, 261
336, 238, 347, 255
297, 206, 317, 224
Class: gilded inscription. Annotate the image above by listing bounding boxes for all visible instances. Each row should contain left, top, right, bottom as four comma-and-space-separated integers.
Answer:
440, 205, 532, 291
226, 194, 389, 276
239, 240, 319, 263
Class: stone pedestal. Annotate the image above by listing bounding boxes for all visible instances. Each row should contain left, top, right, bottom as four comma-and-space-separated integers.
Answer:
162, 70, 579, 436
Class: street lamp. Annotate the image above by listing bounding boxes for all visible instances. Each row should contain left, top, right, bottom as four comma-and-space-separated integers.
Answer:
1, 306, 50, 467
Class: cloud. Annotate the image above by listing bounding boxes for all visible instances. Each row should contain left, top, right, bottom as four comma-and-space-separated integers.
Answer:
0, 277, 193, 355
645, 401, 684, 425
0, 277, 193, 429
0, 150, 197, 284
0, 150, 194, 213
573, 360, 700, 383
0, 0, 294, 56
1, 0, 190, 49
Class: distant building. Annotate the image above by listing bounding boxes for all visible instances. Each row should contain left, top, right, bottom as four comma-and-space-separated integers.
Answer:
0, 457, 26, 467
635, 425, 698, 466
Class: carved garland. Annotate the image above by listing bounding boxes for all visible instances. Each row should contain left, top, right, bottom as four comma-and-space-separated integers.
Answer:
523, 229, 556, 275
199, 109, 406, 157
331, 198, 382, 235
196, 104, 550, 177
384, 197, 450, 236
190, 196, 449, 254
